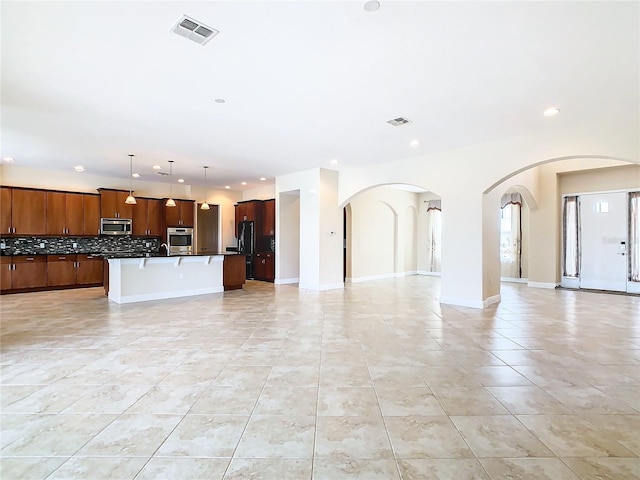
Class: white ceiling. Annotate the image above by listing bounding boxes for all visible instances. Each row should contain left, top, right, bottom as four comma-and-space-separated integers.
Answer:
1, 1, 638, 191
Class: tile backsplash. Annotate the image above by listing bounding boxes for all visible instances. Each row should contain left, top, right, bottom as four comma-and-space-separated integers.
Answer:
0, 236, 160, 256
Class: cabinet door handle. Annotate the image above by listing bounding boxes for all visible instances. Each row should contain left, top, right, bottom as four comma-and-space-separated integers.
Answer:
26, 257, 35, 261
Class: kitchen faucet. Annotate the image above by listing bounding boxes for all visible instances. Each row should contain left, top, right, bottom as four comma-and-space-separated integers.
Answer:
160, 243, 169, 256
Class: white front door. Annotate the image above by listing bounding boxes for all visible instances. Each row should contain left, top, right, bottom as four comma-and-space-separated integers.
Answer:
580, 192, 628, 291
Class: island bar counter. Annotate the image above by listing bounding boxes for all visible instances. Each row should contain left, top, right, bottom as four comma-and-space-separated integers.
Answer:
106, 253, 246, 304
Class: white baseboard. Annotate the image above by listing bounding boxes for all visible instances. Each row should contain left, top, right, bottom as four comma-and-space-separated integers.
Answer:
299, 282, 344, 291
418, 270, 441, 276
483, 294, 501, 307
396, 270, 418, 277
274, 277, 299, 285
528, 281, 559, 289
348, 273, 397, 283
109, 286, 224, 304
501, 277, 528, 284
439, 294, 501, 309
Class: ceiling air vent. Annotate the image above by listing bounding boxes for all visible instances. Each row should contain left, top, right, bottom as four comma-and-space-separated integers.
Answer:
172, 14, 219, 46
387, 117, 410, 126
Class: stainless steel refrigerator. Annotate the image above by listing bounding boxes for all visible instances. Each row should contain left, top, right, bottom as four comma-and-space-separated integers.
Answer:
237, 220, 254, 279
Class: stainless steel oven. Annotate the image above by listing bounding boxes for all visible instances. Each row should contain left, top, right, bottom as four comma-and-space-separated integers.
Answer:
167, 227, 193, 255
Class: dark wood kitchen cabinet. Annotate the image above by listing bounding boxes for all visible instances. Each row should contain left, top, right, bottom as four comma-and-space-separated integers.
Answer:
254, 251, 274, 281
132, 198, 163, 236
0, 256, 12, 291
9, 255, 47, 290
76, 254, 103, 285
3, 188, 47, 235
99, 189, 133, 219
83, 194, 101, 236
46, 192, 84, 235
262, 199, 275, 236
47, 254, 77, 286
0, 187, 11, 235
164, 199, 194, 227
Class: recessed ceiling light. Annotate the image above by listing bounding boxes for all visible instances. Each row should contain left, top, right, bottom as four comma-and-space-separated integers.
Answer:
260, 177, 267, 181
178, 178, 185, 183
214, 98, 226, 104
225, 185, 231, 189
152, 165, 162, 170
330, 159, 339, 165
132, 173, 141, 178
363, 0, 380, 12
544, 107, 560, 117
74, 165, 85, 172
409, 139, 420, 148
241, 181, 247, 186
2, 157, 14, 163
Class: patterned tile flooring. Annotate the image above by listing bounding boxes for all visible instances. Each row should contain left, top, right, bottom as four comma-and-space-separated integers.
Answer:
0, 277, 639, 479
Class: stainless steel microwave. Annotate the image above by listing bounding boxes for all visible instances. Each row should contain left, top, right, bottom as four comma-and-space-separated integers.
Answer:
100, 218, 132, 235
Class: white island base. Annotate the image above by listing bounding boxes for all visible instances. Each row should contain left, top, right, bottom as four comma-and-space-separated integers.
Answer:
107, 255, 224, 304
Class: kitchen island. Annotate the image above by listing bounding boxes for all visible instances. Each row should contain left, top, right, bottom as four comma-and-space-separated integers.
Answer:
106, 253, 245, 304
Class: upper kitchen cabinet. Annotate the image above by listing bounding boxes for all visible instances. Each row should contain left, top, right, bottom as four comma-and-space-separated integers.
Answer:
2, 188, 47, 235
46, 191, 84, 235
164, 199, 194, 227
132, 198, 163, 236
98, 189, 133, 219
0, 187, 11, 234
83, 194, 101, 236
235, 200, 264, 234
262, 199, 275, 236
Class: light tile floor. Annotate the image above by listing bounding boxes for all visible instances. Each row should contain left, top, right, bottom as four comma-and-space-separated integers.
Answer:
1, 276, 639, 479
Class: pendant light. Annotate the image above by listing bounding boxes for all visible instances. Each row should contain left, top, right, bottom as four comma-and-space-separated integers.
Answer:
124, 154, 137, 205
201, 166, 210, 210
166, 160, 176, 207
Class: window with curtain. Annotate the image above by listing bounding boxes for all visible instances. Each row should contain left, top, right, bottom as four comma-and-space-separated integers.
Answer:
563, 196, 579, 277
500, 193, 522, 278
426, 201, 441, 272
630, 192, 640, 282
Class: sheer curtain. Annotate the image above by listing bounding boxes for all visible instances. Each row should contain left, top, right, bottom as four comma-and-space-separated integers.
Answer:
630, 192, 640, 282
500, 194, 522, 278
426, 201, 441, 272
563, 196, 579, 277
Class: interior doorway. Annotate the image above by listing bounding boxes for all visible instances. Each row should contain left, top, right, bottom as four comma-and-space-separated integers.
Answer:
196, 204, 219, 254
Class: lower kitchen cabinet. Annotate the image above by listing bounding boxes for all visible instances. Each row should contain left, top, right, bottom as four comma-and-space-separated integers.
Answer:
47, 254, 77, 286
0, 257, 12, 291
76, 254, 103, 285
2, 255, 47, 290
254, 252, 274, 282
1, 254, 103, 294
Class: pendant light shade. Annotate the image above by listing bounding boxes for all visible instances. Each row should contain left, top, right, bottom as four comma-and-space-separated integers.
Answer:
166, 160, 176, 207
201, 166, 210, 210
125, 154, 137, 205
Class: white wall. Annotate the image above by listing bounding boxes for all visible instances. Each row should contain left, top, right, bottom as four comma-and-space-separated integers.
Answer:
276, 168, 342, 290
347, 186, 420, 281
242, 184, 276, 201
337, 119, 638, 306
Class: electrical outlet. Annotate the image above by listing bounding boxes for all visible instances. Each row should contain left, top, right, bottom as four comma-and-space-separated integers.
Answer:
0, 242, 5, 249
73, 242, 78, 248
145, 242, 150, 247
40, 242, 45, 248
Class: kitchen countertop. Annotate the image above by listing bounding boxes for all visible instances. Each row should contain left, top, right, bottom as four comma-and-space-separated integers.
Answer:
1, 251, 245, 258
